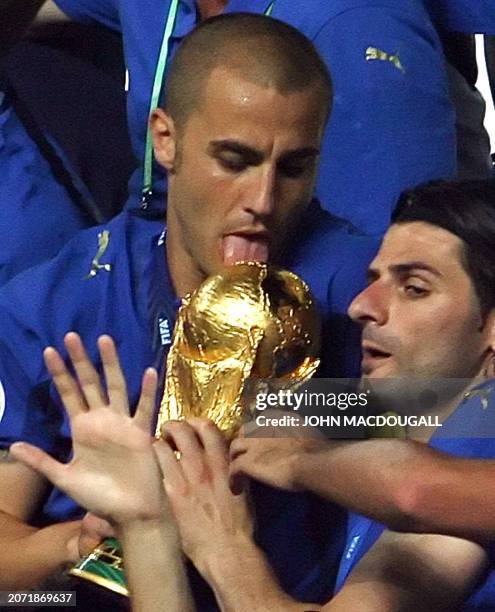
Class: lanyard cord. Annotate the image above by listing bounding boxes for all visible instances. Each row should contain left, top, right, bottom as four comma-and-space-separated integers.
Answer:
141, 0, 276, 208
142, 0, 180, 207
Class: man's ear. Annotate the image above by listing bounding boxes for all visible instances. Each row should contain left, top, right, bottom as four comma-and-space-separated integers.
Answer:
481, 309, 495, 377
150, 108, 177, 171
487, 309, 495, 351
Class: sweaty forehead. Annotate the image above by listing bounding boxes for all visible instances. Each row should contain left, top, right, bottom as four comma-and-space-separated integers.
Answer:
200, 66, 326, 122
373, 222, 466, 274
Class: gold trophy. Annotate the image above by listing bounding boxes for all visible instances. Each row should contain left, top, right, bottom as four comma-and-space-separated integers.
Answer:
70, 262, 321, 595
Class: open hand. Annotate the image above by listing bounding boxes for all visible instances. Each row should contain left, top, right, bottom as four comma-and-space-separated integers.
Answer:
10, 333, 165, 526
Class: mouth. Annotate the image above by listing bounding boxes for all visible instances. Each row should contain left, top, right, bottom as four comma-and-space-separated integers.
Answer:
361, 343, 392, 369
221, 232, 270, 266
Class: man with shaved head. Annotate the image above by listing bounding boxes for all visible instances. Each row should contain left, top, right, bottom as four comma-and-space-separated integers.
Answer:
4, 0, 469, 235
0, 14, 377, 608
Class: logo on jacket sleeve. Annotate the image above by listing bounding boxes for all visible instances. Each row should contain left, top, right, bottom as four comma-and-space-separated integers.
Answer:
85, 230, 113, 279
366, 46, 405, 73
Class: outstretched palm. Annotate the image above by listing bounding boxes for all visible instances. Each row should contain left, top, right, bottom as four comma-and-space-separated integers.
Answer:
10, 333, 165, 525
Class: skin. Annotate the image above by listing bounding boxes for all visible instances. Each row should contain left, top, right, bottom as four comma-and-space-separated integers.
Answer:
224, 221, 495, 610
11, 329, 490, 612
228, 222, 495, 513
151, 65, 326, 296
11, 334, 193, 612
0, 24, 328, 589
196, 0, 228, 19
11, 334, 312, 611
348, 221, 495, 380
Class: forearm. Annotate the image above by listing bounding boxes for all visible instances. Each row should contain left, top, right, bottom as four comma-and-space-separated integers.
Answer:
118, 518, 194, 612
291, 440, 427, 527
324, 531, 485, 612
0, 510, 81, 589
197, 538, 318, 612
293, 439, 495, 539
323, 580, 428, 612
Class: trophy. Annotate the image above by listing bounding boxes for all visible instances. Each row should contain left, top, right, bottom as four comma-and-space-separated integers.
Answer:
69, 262, 321, 595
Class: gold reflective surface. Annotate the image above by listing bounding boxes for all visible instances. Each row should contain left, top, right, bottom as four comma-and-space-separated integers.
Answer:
156, 262, 321, 439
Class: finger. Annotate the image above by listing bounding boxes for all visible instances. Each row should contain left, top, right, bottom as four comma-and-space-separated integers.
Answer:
188, 418, 229, 474
229, 437, 249, 462
9, 442, 66, 488
161, 421, 205, 482
78, 512, 116, 556
97, 335, 129, 414
44, 346, 87, 417
228, 468, 249, 496
78, 532, 104, 558
133, 368, 158, 432
81, 512, 115, 540
238, 418, 266, 438
64, 332, 106, 409
229, 454, 267, 493
153, 438, 187, 495
229, 454, 249, 480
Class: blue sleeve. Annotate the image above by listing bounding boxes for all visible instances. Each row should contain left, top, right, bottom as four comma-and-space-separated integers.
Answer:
0, 275, 64, 455
0, 223, 116, 456
427, 1, 495, 35
54, 0, 120, 32
314, 5, 456, 234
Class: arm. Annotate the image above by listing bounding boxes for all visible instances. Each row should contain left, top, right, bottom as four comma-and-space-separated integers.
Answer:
11, 333, 194, 612
313, 5, 456, 234
323, 530, 488, 612
230, 437, 495, 541
155, 419, 320, 612
0, 458, 83, 589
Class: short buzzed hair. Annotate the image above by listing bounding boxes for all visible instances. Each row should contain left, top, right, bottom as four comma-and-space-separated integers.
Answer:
164, 13, 333, 130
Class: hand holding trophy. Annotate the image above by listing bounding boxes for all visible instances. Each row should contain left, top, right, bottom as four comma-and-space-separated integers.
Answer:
66, 262, 322, 595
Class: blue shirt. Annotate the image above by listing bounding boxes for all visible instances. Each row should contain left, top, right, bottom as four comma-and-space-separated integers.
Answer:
0, 203, 377, 605
426, 1, 495, 35
335, 380, 495, 611
0, 94, 92, 285
55, 0, 458, 234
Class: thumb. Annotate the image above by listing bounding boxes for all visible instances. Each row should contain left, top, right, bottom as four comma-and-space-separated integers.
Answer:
9, 442, 65, 486
78, 512, 115, 556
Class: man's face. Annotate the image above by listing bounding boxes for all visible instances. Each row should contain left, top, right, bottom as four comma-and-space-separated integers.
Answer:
348, 222, 494, 380
157, 66, 326, 292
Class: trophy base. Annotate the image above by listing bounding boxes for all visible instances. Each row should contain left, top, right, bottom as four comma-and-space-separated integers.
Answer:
69, 568, 129, 597
68, 537, 129, 597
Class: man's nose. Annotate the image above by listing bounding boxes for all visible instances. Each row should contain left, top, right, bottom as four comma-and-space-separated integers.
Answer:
348, 282, 389, 326
244, 167, 276, 218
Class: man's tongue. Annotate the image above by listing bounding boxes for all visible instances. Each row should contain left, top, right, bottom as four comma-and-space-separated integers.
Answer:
222, 235, 269, 266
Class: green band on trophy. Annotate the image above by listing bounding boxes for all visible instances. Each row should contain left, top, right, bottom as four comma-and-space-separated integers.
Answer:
69, 537, 129, 597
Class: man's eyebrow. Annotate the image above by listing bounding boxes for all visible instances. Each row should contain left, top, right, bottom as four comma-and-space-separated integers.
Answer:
391, 262, 443, 278
279, 147, 320, 162
208, 140, 263, 164
366, 261, 443, 282
208, 141, 320, 164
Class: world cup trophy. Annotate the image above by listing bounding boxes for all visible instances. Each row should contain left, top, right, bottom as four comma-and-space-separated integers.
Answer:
69, 262, 321, 595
